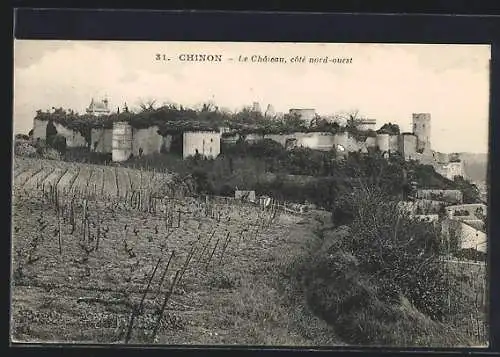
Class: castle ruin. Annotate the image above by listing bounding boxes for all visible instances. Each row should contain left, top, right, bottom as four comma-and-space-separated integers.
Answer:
28, 99, 466, 180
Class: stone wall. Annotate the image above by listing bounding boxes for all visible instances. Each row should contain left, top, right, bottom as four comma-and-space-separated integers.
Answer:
32, 119, 48, 141
389, 135, 399, 153
416, 189, 463, 204
376, 133, 390, 152
91, 128, 113, 153
183, 131, 221, 159
221, 130, 377, 155
365, 136, 377, 148
446, 203, 487, 220
289, 108, 316, 121
132, 126, 163, 156
53, 122, 87, 148
398, 199, 447, 215
264, 133, 296, 147
162, 134, 173, 152
399, 134, 417, 160
296, 132, 335, 151
444, 219, 487, 253
112, 121, 133, 162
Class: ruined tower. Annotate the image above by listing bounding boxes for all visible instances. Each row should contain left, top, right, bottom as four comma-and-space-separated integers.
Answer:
412, 113, 431, 153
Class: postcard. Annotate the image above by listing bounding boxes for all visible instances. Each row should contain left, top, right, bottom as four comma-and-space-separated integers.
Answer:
11, 40, 490, 347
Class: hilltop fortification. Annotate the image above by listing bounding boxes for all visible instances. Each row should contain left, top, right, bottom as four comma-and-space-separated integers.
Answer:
29, 100, 465, 180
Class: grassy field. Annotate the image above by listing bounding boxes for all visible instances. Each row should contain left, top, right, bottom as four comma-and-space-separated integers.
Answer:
11, 157, 341, 345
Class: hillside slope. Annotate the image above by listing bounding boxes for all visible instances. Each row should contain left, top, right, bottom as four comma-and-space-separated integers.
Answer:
11, 157, 342, 345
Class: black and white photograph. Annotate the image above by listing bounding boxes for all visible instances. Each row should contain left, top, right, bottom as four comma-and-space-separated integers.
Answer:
11, 40, 490, 347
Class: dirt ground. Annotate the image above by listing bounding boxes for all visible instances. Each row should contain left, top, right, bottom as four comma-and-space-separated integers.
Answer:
11, 179, 342, 346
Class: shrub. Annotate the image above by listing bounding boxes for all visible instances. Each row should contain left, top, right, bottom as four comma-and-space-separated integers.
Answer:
14, 142, 37, 157
297, 185, 472, 346
219, 184, 235, 197
191, 169, 214, 195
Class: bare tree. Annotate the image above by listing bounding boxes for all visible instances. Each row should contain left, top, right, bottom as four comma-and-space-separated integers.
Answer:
332, 109, 366, 128
196, 101, 218, 112
160, 99, 179, 108
137, 98, 158, 112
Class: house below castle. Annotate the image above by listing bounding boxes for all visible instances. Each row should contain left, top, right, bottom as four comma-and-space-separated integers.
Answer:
442, 203, 487, 253
434, 161, 465, 181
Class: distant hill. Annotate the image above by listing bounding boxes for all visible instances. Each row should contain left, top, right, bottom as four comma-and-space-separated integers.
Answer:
460, 152, 488, 184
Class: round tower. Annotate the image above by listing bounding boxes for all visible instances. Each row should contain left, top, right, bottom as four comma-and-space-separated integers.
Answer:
376, 133, 390, 152
112, 121, 133, 162
412, 113, 431, 153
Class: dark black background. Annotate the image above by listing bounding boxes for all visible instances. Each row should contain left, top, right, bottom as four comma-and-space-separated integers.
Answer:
7, 4, 500, 357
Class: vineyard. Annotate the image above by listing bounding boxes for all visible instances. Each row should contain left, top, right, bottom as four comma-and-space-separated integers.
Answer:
13, 157, 194, 200
11, 157, 339, 345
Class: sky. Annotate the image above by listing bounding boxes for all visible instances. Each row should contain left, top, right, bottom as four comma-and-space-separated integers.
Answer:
13, 41, 491, 153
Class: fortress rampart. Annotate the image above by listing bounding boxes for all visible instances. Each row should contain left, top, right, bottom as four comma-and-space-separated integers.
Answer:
29, 110, 464, 180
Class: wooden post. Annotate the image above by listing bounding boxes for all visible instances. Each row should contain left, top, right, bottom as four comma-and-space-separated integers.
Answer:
205, 234, 222, 270
125, 256, 163, 344
151, 270, 180, 342
218, 232, 231, 266
58, 214, 62, 255
157, 250, 175, 294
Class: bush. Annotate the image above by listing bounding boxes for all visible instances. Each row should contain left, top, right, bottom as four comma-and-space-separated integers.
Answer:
219, 184, 235, 197
191, 169, 214, 195
14, 142, 37, 157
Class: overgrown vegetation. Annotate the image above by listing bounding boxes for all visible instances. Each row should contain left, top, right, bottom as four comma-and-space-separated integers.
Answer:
19, 119, 482, 210
34, 104, 379, 147
106, 140, 481, 208
293, 185, 486, 346
377, 122, 401, 135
